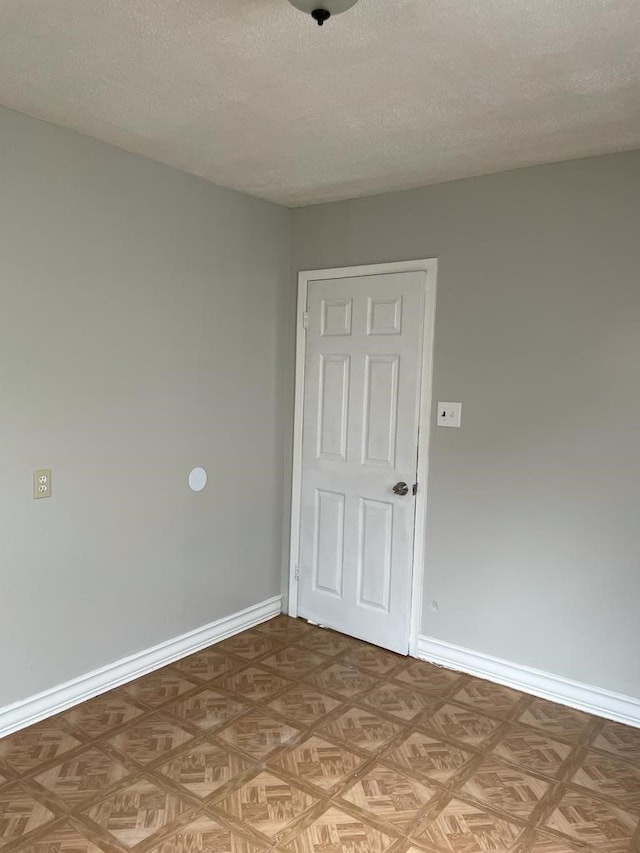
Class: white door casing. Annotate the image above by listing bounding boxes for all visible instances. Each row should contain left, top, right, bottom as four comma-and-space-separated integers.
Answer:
289, 260, 437, 655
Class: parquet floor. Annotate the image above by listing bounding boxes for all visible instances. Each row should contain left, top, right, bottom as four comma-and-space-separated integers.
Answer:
0, 616, 638, 852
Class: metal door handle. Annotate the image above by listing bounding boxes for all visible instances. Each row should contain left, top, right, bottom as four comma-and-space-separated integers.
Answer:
392, 481, 409, 496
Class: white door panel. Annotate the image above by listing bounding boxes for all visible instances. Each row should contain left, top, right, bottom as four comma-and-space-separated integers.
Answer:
298, 272, 425, 653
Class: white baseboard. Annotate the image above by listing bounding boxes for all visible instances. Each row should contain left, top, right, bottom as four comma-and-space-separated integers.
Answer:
416, 634, 640, 729
0, 595, 282, 739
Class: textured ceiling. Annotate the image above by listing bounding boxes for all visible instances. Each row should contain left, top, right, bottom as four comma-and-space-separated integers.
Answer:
0, 0, 639, 206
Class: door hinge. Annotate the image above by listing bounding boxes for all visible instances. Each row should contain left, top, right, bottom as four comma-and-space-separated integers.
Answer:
294, 565, 300, 581
412, 483, 418, 495
302, 311, 309, 329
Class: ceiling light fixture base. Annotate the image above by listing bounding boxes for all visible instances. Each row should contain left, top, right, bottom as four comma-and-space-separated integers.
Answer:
287, 0, 359, 26
311, 8, 331, 25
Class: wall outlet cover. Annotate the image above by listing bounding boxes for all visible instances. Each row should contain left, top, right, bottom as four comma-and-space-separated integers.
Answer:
33, 469, 52, 499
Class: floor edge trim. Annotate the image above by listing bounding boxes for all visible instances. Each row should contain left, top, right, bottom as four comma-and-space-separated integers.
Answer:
417, 633, 640, 728
0, 594, 282, 737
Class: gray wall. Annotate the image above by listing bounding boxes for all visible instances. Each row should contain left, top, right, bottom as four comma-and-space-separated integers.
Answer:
3, 103, 639, 709
292, 151, 640, 699
0, 107, 291, 706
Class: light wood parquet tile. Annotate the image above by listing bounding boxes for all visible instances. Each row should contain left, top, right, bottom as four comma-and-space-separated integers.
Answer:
107, 714, 194, 765
6, 621, 640, 853
121, 669, 197, 707
255, 617, 317, 644
490, 725, 573, 778
145, 813, 266, 853
0, 721, 82, 775
360, 685, 434, 722
418, 702, 502, 747
164, 688, 248, 731
592, 720, 640, 764
382, 730, 473, 784
517, 699, 591, 744
569, 749, 640, 814
305, 664, 377, 699
174, 648, 246, 682
319, 707, 403, 754
452, 680, 524, 719
393, 662, 463, 695
216, 711, 302, 761
268, 686, 343, 727
270, 735, 366, 794
33, 746, 131, 807
216, 633, 282, 661
525, 830, 598, 853
282, 804, 396, 853
413, 796, 525, 852
83, 776, 193, 848
0, 784, 58, 847
544, 788, 638, 852
13, 818, 118, 853
214, 770, 318, 841
156, 740, 256, 799
458, 756, 552, 820
337, 646, 404, 677
292, 630, 353, 658
398, 846, 433, 853
61, 692, 146, 739
260, 647, 325, 681
221, 667, 291, 701
338, 763, 436, 832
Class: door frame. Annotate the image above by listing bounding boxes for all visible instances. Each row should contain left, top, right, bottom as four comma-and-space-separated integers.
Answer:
288, 259, 438, 656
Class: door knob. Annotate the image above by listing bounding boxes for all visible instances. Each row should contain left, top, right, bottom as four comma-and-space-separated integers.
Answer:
392, 481, 409, 496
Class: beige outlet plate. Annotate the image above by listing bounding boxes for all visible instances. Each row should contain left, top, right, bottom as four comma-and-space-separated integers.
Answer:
34, 469, 52, 499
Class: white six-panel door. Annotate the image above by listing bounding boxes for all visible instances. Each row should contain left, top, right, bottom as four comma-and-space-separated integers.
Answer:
297, 271, 426, 653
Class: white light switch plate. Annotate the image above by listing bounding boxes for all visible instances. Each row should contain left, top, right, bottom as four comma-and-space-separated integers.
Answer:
437, 402, 462, 428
